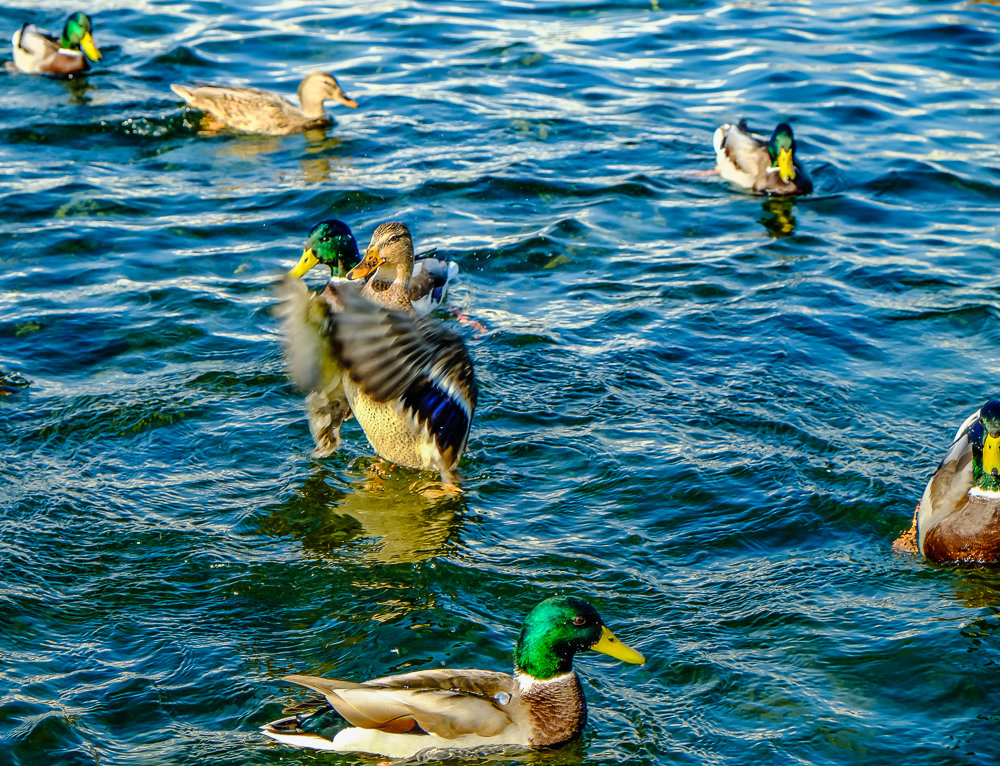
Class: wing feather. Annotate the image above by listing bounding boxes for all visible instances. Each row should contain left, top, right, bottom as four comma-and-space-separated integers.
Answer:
918, 408, 979, 552
283, 670, 515, 739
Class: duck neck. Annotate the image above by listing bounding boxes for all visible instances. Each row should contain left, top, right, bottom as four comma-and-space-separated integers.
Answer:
514, 636, 575, 680
298, 84, 325, 119
369, 261, 411, 290
513, 670, 586, 747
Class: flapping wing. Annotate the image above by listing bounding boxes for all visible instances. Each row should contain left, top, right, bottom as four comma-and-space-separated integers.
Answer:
325, 284, 477, 461
274, 275, 342, 392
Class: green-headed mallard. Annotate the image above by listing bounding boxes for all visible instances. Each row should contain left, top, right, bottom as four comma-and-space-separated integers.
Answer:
289, 220, 458, 315
276, 275, 476, 490
261, 595, 645, 757
290, 219, 360, 284
170, 71, 357, 136
913, 400, 1000, 563
8, 12, 100, 76
713, 120, 812, 196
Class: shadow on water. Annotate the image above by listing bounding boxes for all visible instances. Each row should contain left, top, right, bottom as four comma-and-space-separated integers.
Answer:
248, 463, 466, 564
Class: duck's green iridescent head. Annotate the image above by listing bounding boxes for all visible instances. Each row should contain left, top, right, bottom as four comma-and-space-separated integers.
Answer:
514, 596, 644, 680
288, 219, 360, 280
767, 122, 797, 183
975, 399, 1000, 490
62, 12, 100, 61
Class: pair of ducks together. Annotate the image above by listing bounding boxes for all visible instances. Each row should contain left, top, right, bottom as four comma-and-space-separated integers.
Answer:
10, 12, 358, 136
278, 219, 474, 494
275, 224, 645, 758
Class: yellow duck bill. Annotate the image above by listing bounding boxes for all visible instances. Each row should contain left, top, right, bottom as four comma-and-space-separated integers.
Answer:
288, 248, 320, 279
777, 147, 796, 183
81, 32, 101, 61
984, 432, 1000, 477
590, 625, 645, 665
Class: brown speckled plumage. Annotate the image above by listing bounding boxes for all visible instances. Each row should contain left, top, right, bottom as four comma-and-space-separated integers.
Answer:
276, 273, 476, 487
171, 71, 357, 136
521, 674, 587, 747
328, 285, 477, 485
347, 222, 420, 312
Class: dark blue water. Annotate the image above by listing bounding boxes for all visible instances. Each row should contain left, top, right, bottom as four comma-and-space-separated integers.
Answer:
3, 0, 1000, 764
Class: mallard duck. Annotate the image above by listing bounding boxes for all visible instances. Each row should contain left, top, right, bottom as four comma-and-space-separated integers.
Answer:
289, 219, 360, 283
8, 12, 100, 76
914, 400, 1000, 563
275, 277, 477, 489
261, 595, 645, 757
170, 71, 357, 136
713, 120, 813, 196
289, 220, 458, 315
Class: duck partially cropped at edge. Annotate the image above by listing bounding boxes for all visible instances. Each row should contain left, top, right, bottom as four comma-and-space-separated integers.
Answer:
276, 226, 476, 490
171, 71, 357, 136
907, 400, 1000, 564
289, 220, 459, 315
261, 595, 645, 758
713, 120, 812, 196
8, 12, 100, 76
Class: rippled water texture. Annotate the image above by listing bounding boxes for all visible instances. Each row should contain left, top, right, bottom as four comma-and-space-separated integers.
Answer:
3, 0, 1000, 764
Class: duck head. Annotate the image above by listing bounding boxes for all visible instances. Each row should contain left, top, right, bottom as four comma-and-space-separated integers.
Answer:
288, 219, 360, 279
63, 12, 100, 61
298, 71, 358, 118
514, 596, 644, 680
347, 222, 415, 284
767, 123, 797, 183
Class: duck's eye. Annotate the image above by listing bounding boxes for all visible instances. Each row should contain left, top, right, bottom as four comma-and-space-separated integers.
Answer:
572, 616, 587, 627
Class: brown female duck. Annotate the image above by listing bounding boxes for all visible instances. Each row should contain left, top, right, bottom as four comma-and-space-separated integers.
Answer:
288, 220, 458, 316
277, 248, 476, 490
171, 71, 357, 135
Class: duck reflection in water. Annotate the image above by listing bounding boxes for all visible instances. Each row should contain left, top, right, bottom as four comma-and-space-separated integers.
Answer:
253, 465, 464, 564
64, 75, 94, 106
197, 129, 345, 185
759, 197, 798, 238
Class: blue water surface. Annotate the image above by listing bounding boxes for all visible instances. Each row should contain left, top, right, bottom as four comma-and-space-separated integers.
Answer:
2, 0, 1000, 764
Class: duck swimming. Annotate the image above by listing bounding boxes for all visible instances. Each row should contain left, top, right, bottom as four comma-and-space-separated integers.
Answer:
261, 595, 645, 757
8, 12, 100, 76
171, 71, 357, 136
713, 120, 813, 196
912, 400, 1000, 563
